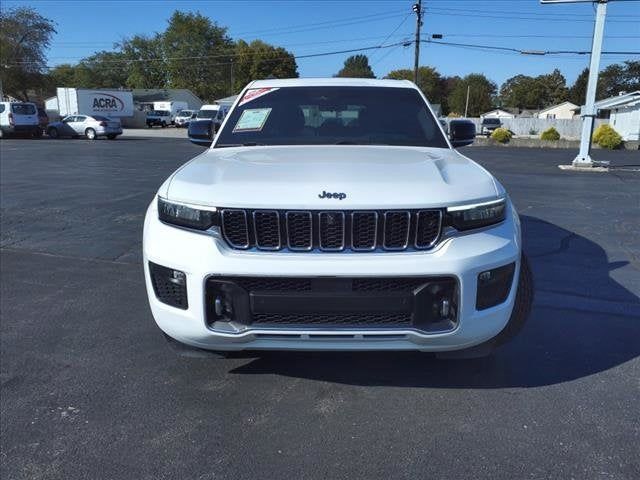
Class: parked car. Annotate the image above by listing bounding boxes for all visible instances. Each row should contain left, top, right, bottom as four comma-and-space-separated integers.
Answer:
187, 105, 229, 146
146, 110, 172, 128
174, 110, 195, 128
481, 117, 502, 136
0, 101, 41, 138
47, 115, 122, 140
37, 107, 49, 133
144, 78, 533, 360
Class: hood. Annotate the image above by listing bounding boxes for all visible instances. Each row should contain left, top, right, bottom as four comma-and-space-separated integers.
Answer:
164, 145, 499, 209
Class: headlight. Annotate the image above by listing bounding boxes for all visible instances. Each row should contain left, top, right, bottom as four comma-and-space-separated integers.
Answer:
158, 197, 218, 230
446, 199, 506, 231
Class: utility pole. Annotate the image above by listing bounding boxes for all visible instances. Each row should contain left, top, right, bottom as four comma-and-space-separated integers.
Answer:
464, 85, 470, 118
413, 1, 423, 84
541, 0, 609, 168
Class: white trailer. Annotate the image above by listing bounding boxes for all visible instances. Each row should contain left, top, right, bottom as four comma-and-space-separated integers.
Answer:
152, 101, 189, 124
56, 88, 134, 118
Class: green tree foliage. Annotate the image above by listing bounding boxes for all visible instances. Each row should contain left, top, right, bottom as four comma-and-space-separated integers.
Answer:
162, 11, 234, 100
569, 68, 589, 106
569, 61, 639, 105
448, 74, 496, 117
233, 40, 298, 92
385, 67, 443, 103
500, 69, 567, 110
0, 7, 56, 100
119, 34, 168, 89
335, 55, 375, 78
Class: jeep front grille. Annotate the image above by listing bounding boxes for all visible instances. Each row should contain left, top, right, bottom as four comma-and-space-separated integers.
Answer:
219, 209, 442, 252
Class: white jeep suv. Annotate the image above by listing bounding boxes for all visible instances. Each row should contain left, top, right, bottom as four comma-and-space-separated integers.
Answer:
143, 78, 533, 358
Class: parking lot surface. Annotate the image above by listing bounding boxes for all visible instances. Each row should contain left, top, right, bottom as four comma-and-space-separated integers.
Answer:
1, 138, 639, 479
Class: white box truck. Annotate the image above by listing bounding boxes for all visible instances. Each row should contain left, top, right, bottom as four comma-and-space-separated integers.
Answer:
152, 101, 189, 124
56, 88, 134, 118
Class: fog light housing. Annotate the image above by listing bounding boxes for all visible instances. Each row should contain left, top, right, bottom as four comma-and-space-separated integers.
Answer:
149, 262, 188, 309
476, 262, 515, 310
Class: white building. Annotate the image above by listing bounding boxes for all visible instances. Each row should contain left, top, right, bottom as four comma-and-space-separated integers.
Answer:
592, 91, 640, 141
537, 101, 578, 120
481, 109, 515, 119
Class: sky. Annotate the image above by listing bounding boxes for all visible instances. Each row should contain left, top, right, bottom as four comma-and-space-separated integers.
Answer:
3, 0, 640, 87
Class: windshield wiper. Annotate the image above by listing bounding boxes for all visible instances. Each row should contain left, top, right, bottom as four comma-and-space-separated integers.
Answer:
216, 142, 263, 148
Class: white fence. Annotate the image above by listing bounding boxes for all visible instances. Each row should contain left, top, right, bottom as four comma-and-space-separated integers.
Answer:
455, 118, 607, 139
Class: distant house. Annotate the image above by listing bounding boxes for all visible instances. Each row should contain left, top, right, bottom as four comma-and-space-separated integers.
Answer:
537, 101, 578, 120
481, 109, 515, 119
593, 91, 640, 141
131, 89, 203, 111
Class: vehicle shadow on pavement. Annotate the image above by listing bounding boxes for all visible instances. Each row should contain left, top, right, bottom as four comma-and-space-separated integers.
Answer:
228, 215, 640, 388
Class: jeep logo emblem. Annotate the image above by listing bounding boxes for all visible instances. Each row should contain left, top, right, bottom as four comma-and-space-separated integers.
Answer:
318, 190, 346, 200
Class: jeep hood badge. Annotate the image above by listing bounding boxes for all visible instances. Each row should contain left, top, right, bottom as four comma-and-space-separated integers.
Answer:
318, 190, 347, 200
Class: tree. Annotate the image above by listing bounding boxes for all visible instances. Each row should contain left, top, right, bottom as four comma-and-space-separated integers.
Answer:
569, 68, 589, 106
119, 34, 167, 89
385, 67, 443, 104
162, 11, 235, 101
335, 55, 375, 78
233, 40, 297, 93
500, 69, 567, 110
0, 7, 56, 100
448, 74, 496, 117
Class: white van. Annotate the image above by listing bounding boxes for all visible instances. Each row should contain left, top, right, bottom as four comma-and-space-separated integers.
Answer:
0, 102, 41, 138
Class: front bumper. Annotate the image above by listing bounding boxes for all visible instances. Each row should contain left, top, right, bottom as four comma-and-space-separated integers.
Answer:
143, 200, 521, 352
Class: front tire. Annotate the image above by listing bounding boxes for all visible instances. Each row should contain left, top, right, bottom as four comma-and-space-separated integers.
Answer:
48, 127, 59, 139
161, 121, 167, 128
85, 128, 96, 140
107, 134, 117, 140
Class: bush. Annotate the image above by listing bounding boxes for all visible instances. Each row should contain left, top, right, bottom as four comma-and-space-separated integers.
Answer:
593, 124, 622, 150
491, 127, 512, 143
540, 127, 560, 141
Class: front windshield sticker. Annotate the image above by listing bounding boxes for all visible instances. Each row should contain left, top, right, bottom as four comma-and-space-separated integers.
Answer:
233, 108, 272, 132
239, 87, 279, 106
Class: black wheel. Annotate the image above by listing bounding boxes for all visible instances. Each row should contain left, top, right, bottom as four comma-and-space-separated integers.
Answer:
161, 121, 167, 128
147, 124, 152, 129
85, 128, 97, 140
107, 134, 117, 140
48, 127, 59, 139
32, 129, 43, 139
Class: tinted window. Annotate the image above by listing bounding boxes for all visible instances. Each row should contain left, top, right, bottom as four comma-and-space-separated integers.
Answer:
11, 103, 36, 115
0, 105, 5, 113
92, 115, 109, 121
215, 87, 448, 148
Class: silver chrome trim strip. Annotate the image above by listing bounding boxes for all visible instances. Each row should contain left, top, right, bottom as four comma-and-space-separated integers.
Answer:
285, 211, 313, 251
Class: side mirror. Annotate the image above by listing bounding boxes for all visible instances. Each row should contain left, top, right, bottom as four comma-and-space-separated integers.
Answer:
449, 120, 476, 148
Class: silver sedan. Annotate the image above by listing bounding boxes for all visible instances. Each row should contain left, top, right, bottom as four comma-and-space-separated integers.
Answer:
47, 115, 123, 140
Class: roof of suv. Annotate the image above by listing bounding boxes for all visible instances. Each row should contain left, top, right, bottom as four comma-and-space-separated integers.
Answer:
249, 78, 416, 89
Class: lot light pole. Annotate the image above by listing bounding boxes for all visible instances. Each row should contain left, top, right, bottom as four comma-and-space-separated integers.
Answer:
541, 0, 609, 168
413, 0, 423, 84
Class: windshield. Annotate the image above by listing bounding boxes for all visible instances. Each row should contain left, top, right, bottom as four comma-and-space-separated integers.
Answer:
11, 103, 36, 115
197, 109, 219, 119
483, 118, 500, 124
148, 110, 169, 116
177, 110, 192, 117
215, 86, 448, 148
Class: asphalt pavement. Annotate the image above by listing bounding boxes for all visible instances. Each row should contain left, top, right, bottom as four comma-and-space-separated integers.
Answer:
1, 137, 639, 480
